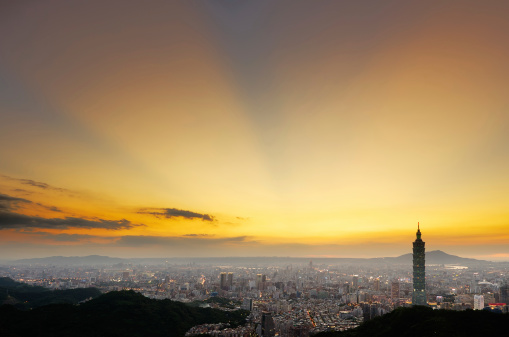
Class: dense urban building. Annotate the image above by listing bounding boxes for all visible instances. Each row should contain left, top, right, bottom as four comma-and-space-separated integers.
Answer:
3, 226, 509, 336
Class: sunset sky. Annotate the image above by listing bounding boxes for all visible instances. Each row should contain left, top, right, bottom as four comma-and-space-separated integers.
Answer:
1, 0, 509, 260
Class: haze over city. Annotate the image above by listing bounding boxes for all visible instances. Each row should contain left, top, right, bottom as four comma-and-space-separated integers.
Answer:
1, 1, 509, 260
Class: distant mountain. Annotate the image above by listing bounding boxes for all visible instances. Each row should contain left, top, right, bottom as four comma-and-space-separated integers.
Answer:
6, 251, 490, 266
12, 255, 126, 265
388, 250, 488, 265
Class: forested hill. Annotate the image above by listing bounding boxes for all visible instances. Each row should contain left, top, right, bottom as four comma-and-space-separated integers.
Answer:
0, 277, 101, 309
315, 306, 509, 337
0, 290, 249, 337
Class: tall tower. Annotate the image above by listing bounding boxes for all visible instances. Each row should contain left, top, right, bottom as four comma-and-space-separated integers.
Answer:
412, 223, 427, 305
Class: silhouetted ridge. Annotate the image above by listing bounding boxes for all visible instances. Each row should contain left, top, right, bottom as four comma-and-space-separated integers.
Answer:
0, 277, 101, 309
315, 306, 509, 337
0, 290, 249, 337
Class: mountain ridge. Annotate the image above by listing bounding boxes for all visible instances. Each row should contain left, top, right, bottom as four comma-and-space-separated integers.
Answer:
5, 250, 491, 266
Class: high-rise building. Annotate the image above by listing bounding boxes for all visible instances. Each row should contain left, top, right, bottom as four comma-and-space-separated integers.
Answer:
474, 295, 484, 310
261, 312, 275, 337
412, 223, 427, 306
374, 278, 380, 292
499, 283, 509, 304
352, 276, 359, 290
220, 272, 227, 290
343, 282, 350, 294
241, 298, 253, 311
227, 272, 233, 289
391, 280, 400, 299
256, 274, 267, 290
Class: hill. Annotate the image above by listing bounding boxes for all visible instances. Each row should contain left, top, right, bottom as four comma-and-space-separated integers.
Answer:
315, 306, 509, 337
380, 250, 487, 265
0, 290, 249, 337
0, 277, 102, 309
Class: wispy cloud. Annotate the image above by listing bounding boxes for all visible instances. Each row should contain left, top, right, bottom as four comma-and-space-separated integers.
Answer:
1, 175, 67, 192
36, 203, 63, 213
139, 207, 215, 221
183, 233, 213, 237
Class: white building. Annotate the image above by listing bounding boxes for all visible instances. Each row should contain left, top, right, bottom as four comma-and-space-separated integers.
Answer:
474, 295, 484, 310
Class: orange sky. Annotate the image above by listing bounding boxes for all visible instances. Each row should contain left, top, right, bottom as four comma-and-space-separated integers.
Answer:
1, 1, 509, 260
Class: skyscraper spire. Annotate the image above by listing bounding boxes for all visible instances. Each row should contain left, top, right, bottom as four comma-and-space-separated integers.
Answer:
412, 223, 426, 305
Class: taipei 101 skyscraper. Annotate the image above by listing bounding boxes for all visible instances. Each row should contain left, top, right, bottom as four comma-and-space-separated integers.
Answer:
412, 223, 427, 305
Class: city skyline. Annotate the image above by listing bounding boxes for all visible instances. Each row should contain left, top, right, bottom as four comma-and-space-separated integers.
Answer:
1, 1, 509, 260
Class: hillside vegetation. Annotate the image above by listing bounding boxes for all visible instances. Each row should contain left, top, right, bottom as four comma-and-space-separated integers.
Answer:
0, 277, 101, 309
315, 306, 509, 337
0, 290, 249, 337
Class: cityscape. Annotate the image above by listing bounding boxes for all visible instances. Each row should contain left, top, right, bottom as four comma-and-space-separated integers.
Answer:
2, 225, 509, 336
1, 1, 509, 336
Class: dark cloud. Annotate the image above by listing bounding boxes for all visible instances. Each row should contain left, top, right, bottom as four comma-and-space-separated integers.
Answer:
140, 208, 215, 221
0, 194, 31, 203
0, 194, 62, 213
0, 193, 32, 210
183, 234, 213, 237
0, 211, 140, 230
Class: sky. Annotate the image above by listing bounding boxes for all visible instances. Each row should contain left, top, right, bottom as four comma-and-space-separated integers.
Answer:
1, 0, 509, 261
